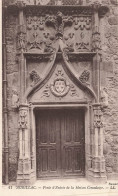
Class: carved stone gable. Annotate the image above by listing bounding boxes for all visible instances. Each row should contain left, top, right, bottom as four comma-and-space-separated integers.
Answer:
29, 63, 94, 103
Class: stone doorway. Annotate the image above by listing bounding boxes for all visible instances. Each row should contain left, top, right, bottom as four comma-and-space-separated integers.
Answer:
35, 109, 85, 179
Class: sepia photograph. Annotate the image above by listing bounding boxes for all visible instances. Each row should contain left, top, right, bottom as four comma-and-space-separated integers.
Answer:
1, 0, 118, 196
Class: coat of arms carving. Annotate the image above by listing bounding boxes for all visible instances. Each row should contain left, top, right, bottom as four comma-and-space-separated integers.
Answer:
50, 69, 70, 97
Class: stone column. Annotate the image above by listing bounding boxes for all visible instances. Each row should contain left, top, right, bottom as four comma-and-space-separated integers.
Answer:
29, 103, 36, 181
17, 105, 32, 185
88, 104, 107, 183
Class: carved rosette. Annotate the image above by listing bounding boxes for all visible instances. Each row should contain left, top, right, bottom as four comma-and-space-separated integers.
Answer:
50, 69, 70, 97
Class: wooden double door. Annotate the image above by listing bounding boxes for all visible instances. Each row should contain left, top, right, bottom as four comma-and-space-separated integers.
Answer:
36, 109, 85, 178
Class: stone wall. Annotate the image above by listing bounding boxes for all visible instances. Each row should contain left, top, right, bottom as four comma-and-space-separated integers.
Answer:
101, 0, 118, 179
5, 11, 19, 181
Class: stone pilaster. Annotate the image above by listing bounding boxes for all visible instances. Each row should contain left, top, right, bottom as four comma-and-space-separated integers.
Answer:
17, 105, 35, 185
88, 104, 107, 183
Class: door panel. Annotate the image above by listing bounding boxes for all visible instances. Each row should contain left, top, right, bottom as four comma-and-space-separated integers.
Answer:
36, 109, 85, 178
36, 110, 61, 178
61, 110, 85, 177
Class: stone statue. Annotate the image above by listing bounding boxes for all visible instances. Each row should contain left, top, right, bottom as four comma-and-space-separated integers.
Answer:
12, 89, 19, 108
100, 87, 108, 108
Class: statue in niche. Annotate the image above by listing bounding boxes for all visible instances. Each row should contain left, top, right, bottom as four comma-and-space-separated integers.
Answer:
12, 89, 19, 108
100, 87, 108, 108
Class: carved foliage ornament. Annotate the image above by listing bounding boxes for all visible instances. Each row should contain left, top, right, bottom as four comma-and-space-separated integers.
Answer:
27, 16, 45, 31
63, 16, 91, 53
45, 11, 73, 39
26, 12, 92, 53
26, 15, 57, 54
50, 69, 70, 97
30, 70, 41, 86
41, 85, 50, 98
79, 70, 90, 83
